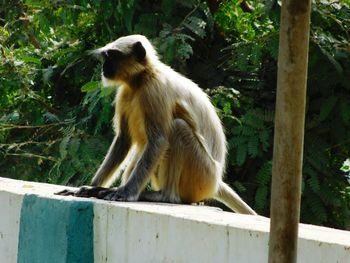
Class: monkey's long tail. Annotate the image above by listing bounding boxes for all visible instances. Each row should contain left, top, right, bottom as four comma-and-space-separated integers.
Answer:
215, 182, 257, 215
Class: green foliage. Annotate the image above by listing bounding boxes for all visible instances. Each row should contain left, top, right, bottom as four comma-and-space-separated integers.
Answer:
209, 0, 350, 228
254, 161, 272, 213
214, 0, 275, 41
1, 0, 350, 229
210, 87, 273, 166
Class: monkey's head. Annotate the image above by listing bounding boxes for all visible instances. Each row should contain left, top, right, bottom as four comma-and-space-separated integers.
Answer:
95, 35, 158, 86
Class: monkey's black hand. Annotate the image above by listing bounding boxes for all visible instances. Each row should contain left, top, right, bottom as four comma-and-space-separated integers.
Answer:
55, 186, 109, 198
55, 188, 81, 196
100, 186, 138, 201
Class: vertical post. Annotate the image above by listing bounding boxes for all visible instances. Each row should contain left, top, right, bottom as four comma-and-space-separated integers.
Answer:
268, 1, 311, 263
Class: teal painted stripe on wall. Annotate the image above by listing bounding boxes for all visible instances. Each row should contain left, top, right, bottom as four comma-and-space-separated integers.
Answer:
18, 194, 94, 263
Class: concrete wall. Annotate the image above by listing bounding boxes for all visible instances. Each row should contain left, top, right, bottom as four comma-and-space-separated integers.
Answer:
0, 177, 349, 263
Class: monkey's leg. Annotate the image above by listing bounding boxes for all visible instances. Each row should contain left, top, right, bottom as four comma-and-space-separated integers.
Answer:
170, 119, 218, 204
149, 118, 217, 205
167, 119, 256, 214
138, 191, 167, 202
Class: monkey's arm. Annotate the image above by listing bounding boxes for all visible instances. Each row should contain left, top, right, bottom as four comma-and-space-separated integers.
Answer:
91, 131, 130, 186
56, 120, 131, 197
100, 128, 168, 201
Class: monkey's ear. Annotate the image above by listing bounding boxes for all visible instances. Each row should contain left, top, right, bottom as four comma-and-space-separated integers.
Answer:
132, 41, 146, 62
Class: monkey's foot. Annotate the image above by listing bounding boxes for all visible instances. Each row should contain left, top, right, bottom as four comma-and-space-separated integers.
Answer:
138, 191, 165, 202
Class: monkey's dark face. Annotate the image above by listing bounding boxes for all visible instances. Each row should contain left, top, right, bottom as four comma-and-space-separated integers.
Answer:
101, 41, 146, 84
102, 50, 125, 79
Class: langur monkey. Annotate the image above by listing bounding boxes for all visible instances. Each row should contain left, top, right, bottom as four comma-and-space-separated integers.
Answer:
58, 35, 256, 215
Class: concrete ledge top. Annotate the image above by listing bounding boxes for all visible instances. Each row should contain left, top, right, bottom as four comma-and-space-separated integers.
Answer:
1, 176, 350, 247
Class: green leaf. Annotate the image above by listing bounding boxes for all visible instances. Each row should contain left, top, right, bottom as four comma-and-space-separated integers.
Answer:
223, 102, 232, 115
243, 111, 264, 129
247, 135, 259, 157
177, 42, 193, 60
319, 184, 339, 206
232, 181, 247, 193
43, 112, 60, 122
20, 56, 42, 65
68, 137, 81, 157
341, 159, 350, 173
256, 161, 272, 185
161, 36, 176, 64
184, 17, 206, 38
255, 185, 268, 211
229, 136, 245, 148
100, 86, 115, 97
308, 193, 328, 223
241, 125, 254, 136
81, 81, 100, 93
307, 171, 320, 193
236, 143, 247, 166
259, 129, 270, 152
59, 136, 70, 159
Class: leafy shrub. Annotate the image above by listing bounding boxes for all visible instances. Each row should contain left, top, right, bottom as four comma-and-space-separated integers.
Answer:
212, 0, 350, 228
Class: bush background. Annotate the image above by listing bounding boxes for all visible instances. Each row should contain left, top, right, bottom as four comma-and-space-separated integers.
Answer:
1, 0, 350, 229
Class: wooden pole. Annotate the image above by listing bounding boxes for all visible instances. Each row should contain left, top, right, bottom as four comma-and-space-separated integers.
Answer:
268, 1, 311, 263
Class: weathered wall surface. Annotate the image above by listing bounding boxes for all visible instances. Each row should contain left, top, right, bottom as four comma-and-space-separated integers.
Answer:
0, 177, 349, 263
